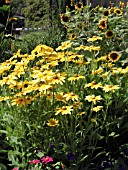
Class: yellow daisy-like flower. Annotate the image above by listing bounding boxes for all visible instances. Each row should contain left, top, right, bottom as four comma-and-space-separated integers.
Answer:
11, 97, 34, 106
60, 14, 70, 23
55, 92, 67, 103
102, 85, 120, 92
114, 8, 122, 15
69, 33, 77, 40
109, 52, 120, 62
92, 106, 103, 112
75, 2, 83, 10
56, 41, 72, 51
102, 9, 110, 17
91, 67, 103, 75
98, 19, 107, 29
68, 74, 85, 82
85, 95, 102, 105
84, 81, 102, 89
55, 106, 73, 115
63, 92, 79, 101
47, 118, 59, 126
119, 1, 124, 8
87, 36, 102, 42
105, 30, 114, 38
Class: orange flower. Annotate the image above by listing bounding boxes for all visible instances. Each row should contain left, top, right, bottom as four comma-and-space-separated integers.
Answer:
5, 0, 10, 4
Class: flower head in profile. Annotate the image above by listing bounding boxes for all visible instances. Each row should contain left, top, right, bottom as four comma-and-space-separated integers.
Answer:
42, 156, 53, 164
109, 52, 120, 62
56, 41, 71, 51
69, 33, 77, 40
92, 106, 103, 112
85, 95, 102, 105
29, 159, 40, 164
98, 19, 107, 29
47, 118, 59, 126
75, 2, 83, 10
68, 74, 85, 82
105, 30, 114, 38
87, 36, 102, 42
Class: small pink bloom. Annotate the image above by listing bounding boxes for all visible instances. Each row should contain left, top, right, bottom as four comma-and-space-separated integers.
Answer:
12, 168, 18, 170
42, 156, 53, 164
29, 159, 40, 164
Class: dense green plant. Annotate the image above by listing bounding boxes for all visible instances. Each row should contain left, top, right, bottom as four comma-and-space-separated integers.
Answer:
0, 1, 128, 170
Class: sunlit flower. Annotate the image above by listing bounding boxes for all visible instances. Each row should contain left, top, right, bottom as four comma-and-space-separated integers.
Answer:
60, 14, 70, 23
55, 92, 67, 103
71, 101, 83, 109
84, 81, 102, 89
75, 2, 83, 10
114, 8, 122, 15
8, 17, 18, 22
30, 159, 40, 165
77, 112, 86, 116
85, 95, 102, 105
87, 36, 102, 42
5, 0, 10, 4
119, 1, 124, 8
105, 30, 114, 38
98, 19, 107, 29
69, 33, 77, 40
109, 52, 120, 62
91, 67, 103, 75
102, 85, 120, 92
47, 118, 59, 126
102, 72, 109, 78
55, 106, 73, 115
102, 9, 110, 17
11, 97, 34, 106
50, 72, 66, 85
42, 156, 53, 164
92, 106, 103, 112
68, 74, 85, 82
56, 41, 72, 51
63, 92, 79, 101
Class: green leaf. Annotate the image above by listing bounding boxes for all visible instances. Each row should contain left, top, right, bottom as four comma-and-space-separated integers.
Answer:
0, 164, 7, 170
36, 152, 44, 158
109, 132, 115, 137
0, 5, 10, 11
0, 130, 8, 134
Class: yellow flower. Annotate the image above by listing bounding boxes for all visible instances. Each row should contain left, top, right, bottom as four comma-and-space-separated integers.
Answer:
109, 52, 120, 62
102, 9, 110, 17
55, 106, 73, 115
63, 92, 79, 101
84, 81, 102, 89
69, 33, 77, 40
92, 106, 103, 112
11, 97, 33, 106
55, 92, 67, 103
114, 8, 122, 15
47, 118, 58, 126
119, 1, 124, 8
102, 85, 120, 92
71, 101, 83, 109
77, 112, 86, 116
98, 19, 107, 29
75, 2, 83, 10
5, 0, 10, 4
60, 14, 70, 23
8, 17, 18, 22
85, 95, 102, 105
50, 72, 66, 85
68, 74, 85, 82
91, 67, 103, 75
56, 41, 72, 51
87, 36, 102, 42
105, 30, 114, 38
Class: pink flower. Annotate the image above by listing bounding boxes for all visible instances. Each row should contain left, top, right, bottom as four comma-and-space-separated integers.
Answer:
12, 168, 18, 170
29, 159, 40, 164
41, 156, 53, 164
